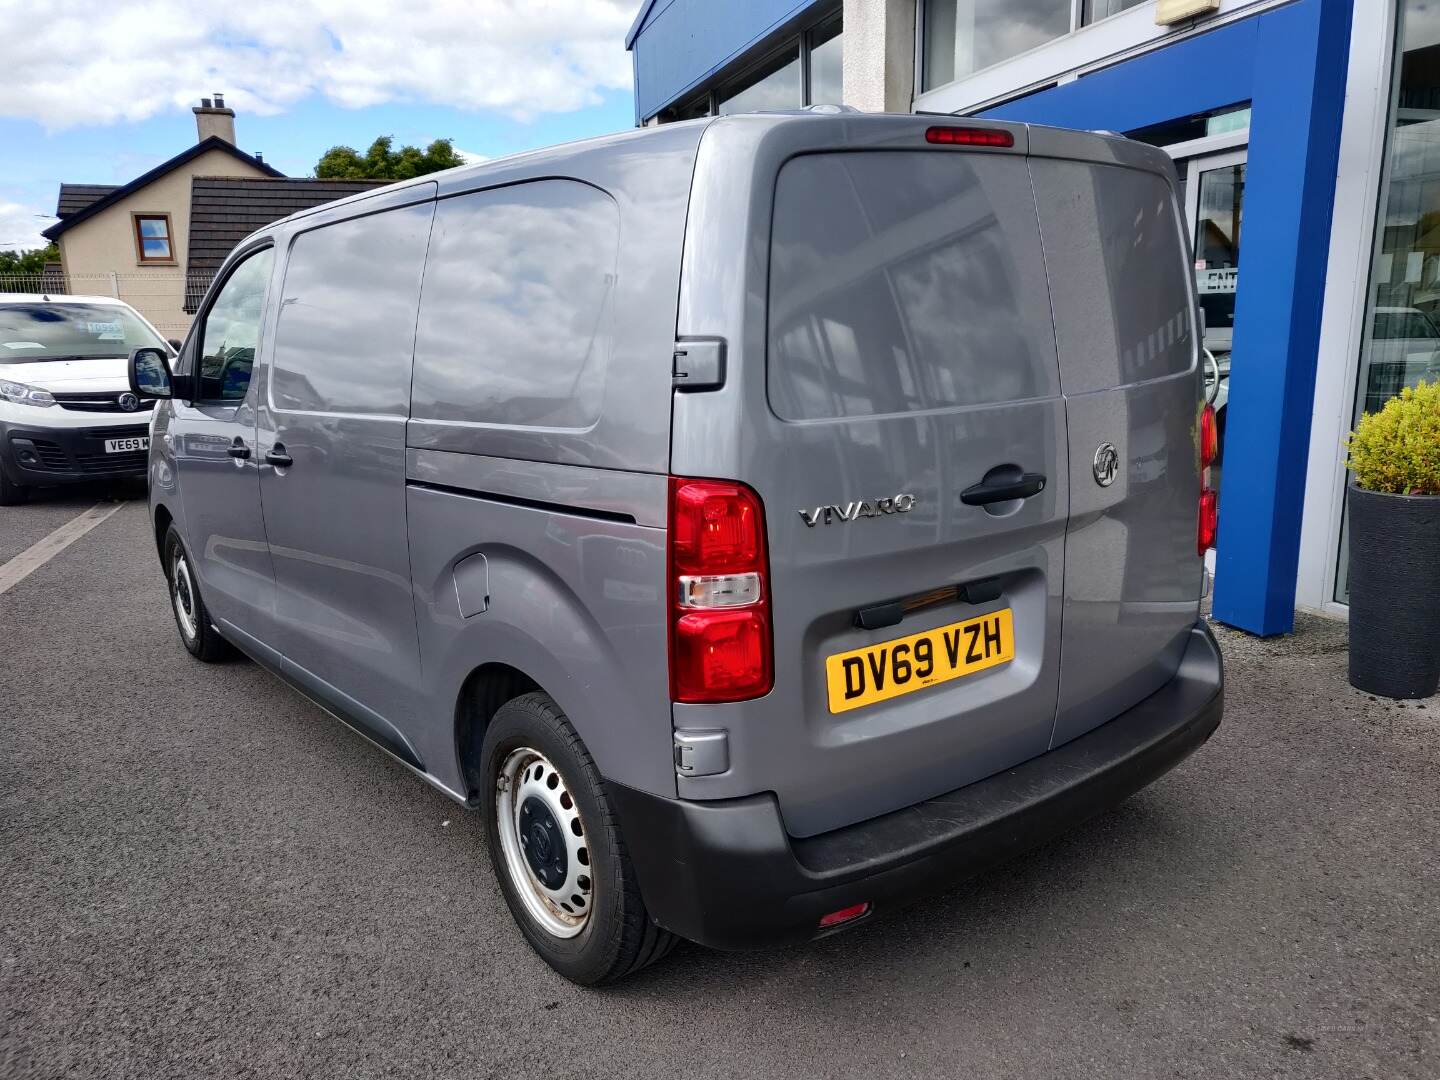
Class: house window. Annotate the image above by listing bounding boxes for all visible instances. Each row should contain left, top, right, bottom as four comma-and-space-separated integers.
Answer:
133, 214, 174, 263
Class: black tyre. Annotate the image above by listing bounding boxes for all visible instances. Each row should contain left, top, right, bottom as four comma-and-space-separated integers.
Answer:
480, 692, 677, 985
0, 469, 28, 507
162, 525, 232, 662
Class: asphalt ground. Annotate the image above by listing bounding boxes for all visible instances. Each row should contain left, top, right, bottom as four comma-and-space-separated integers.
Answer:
1, 488, 1436, 1079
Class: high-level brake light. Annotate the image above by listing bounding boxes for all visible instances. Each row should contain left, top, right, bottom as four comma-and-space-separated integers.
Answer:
669, 478, 773, 704
924, 126, 1014, 148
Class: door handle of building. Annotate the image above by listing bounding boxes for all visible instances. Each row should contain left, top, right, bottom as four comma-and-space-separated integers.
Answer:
226, 439, 250, 460
265, 445, 293, 468
960, 471, 1046, 506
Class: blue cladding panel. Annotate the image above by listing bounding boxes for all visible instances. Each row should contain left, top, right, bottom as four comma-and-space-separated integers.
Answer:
983, 0, 1354, 636
629, 0, 825, 122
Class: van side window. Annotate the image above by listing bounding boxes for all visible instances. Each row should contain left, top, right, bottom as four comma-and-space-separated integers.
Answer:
270, 202, 434, 415
411, 180, 620, 430
767, 151, 1058, 422
197, 247, 273, 402
1029, 161, 1194, 394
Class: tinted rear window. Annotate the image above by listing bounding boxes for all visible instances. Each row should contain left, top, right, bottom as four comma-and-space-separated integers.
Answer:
1029, 160, 1194, 394
0, 302, 163, 362
766, 151, 1058, 422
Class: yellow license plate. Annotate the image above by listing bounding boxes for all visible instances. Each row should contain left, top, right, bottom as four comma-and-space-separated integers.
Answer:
825, 608, 1015, 714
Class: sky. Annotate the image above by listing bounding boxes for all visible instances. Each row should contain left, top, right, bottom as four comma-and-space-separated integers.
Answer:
0, 0, 641, 251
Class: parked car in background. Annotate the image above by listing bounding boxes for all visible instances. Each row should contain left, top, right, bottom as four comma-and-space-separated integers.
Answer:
0, 295, 172, 505
1363, 305, 1440, 414
134, 112, 1223, 985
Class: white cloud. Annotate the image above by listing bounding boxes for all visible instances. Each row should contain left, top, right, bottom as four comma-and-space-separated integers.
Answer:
454, 148, 490, 165
0, 0, 636, 130
0, 201, 56, 252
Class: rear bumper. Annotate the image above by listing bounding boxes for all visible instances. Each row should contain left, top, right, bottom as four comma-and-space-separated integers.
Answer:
0, 417, 150, 485
608, 620, 1223, 951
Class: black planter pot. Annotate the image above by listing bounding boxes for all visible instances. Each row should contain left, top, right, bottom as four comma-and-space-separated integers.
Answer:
1347, 484, 1440, 699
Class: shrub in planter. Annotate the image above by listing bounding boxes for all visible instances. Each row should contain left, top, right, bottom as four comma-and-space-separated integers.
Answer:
1344, 380, 1440, 698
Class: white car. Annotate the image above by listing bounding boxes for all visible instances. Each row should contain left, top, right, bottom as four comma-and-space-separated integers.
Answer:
0, 294, 174, 505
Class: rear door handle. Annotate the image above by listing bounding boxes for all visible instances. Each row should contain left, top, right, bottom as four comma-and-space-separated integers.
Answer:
960, 471, 1046, 506
226, 438, 250, 460
265, 444, 293, 468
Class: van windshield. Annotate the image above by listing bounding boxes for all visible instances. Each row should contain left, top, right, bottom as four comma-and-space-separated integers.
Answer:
0, 302, 165, 362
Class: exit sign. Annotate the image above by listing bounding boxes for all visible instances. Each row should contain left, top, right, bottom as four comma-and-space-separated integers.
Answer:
1156, 0, 1221, 24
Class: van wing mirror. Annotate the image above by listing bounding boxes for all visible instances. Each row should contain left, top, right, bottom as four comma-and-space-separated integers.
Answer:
129, 346, 192, 400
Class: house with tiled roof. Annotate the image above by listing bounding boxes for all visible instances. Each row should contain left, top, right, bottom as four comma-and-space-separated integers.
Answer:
43, 96, 385, 337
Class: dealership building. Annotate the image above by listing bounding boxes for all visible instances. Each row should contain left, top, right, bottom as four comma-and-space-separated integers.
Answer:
626, 0, 1431, 638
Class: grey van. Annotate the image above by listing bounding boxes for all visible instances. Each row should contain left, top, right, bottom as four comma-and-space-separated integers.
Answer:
131, 111, 1223, 985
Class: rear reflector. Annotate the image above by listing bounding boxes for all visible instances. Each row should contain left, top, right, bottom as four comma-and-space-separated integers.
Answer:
925, 126, 1014, 148
818, 902, 872, 930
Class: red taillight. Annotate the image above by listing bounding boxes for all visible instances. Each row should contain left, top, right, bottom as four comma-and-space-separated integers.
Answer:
925, 126, 1014, 148
669, 478, 773, 704
1198, 488, 1218, 553
818, 902, 872, 930
1200, 403, 1218, 468
1198, 403, 1218, 555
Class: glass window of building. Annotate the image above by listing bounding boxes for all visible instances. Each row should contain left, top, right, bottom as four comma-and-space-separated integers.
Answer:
718, 46, 802, 114
1082, 0, 1148, 24
809, 18, 843, 105
657, 14, 841, 123
1341, 0, 1440, 598
923, 0, 1072, 91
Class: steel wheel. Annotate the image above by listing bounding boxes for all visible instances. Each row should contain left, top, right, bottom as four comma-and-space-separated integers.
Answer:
170, 548, 198, 643
495, 746, 593, 938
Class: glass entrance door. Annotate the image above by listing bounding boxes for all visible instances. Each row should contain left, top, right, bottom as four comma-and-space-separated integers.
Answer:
1178, 147, 1248, 521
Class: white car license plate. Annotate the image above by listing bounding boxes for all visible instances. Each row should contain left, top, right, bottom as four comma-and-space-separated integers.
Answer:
104, 436, 149, 454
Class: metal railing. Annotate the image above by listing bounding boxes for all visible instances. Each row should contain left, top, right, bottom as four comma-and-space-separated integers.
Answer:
0, 270, 211, 337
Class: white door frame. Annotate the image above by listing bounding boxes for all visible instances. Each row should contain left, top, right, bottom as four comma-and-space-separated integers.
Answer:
1178, 147, 1248, 231
1294, 2, 1399, 618
1178, 147, 1248, 359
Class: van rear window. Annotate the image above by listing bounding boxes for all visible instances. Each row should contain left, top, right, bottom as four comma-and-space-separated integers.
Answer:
766, 151, 1058, 422
1029, 160, 1194, 394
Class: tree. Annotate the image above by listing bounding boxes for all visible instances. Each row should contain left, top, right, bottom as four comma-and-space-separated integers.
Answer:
0, 244, 59, 276
314, 136, 466, 180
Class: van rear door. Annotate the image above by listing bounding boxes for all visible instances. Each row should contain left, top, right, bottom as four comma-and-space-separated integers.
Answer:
672, 122, 1067, 838
1027, 139, 1203, 747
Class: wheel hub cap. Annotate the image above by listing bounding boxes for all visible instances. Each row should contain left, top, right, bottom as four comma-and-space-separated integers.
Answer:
172, 555, 197, 639
495, 747, 593, 938
519, 796, 566, 887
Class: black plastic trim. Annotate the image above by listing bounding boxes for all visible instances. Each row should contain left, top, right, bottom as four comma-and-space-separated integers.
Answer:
216, 618, 426, 771
405, 479, 637, 525
606, 620, 1223, 951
